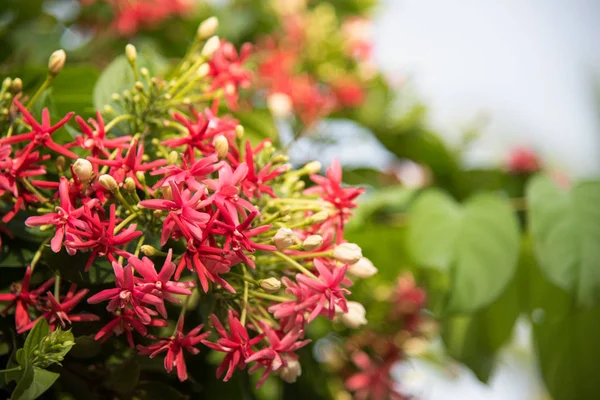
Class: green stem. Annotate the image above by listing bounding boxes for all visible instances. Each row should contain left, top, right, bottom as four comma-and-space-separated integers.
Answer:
26, 75, 52, 109
134, 235, 145, 257
104, 114, 134, 132
54, 274, 61, 300
273, 251, 318, 279
114, 211, 139, 234
0, 367, 21, 374
20, 178, 48, 203
114, 189, 138, 217
30, 236, 51, 272
240, 266, 249, 325
290, 250, 333, 260
229, 272, 258, 285
249, 290, 290, 303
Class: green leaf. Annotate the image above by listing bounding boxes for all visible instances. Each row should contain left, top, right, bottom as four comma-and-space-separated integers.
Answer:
23, 319, 50, 357
442, 274, 520, 382
135, 381, 187, 400
534, 306, 600, 400
407, 189, 520, 313
233, 108, 277, 145
105, 358, 140, 395
52, 66, 100, 118
43, 247, 114, 285
527, 175, 600, 307
10, 359, 34, 400
13, 367, 59, 400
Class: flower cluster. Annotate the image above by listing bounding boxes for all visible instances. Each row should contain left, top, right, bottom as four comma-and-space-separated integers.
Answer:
255, 3, 375, 125
0, 21, 375, 388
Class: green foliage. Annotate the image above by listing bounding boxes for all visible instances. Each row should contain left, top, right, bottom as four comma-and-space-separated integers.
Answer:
407, 189, 520, 314
527, 175, 600, 307
1, 319, 74, 399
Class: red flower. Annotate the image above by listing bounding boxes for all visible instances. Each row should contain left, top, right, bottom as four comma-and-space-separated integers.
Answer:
240, 140, 288, 200
0, 99, 76, 158
345, 350, 406, 400
295, 259, 350, 322
69, 112, 132, 159
204, 162, 255, 220
207, 42, 252, 109
150, 153, 220, 188
65, 204, 142, 270
0, 266, 55, 331
202, 310, 263, 382
506, 146, 541, 174
21, 284, 99, 333
95, 308, 168, 348
25, 177, 92, 252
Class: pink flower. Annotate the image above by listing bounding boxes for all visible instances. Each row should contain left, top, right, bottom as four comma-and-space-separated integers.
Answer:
506, 146, 541, 174
151, 153, 220, 188
204, 162, 255, 220
25, 177, 91, 252
202, 310, 263, 382
0, 266, 55, 331
0, 99, 76, 158
20, 284, 99, 333
137, 315, 210, 381
240, 140, 288, 200
345, 350, 406, 400
207, 42, 252, 109
245, 323, 310, 388
295, 259, 350, 322
139, 181, 210, 246
87, 261, 163, 322
69, 112, 132, 159
128, 249, 195, 315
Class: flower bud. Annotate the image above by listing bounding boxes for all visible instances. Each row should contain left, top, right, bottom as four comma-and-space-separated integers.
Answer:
98, 174, 118, 191
72, 158, 93, 183
340, 301, 367, 329
2, 78, 12, 91
124, 177, 136, 192
135, 171, 146, 184
125, 44, 137, 63
162, 185, 173, 201
197, 63, 210, 78
48, 50, 66, 77
168, 151, 179, 165
201, 36, 220, 58
274, 228, 295, 250
197, 16, 219, 39
347, 257, 378, 278
259, 277, 281, 293
140, 67, 150, 77
141, 245, 158, 256
235, 125, 245, 139
279, 357, 302, 383
55, 156, 66, 173
267, 92, 293, 118
304, 161, 322, 174
11, 78, 22, 93
333, 243, 362, 265
302, 235, 323, 251
310, 211, 329, 224
214, 135, 229, 159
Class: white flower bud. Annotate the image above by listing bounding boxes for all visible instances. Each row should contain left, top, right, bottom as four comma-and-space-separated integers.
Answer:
333, 243, 362, 265
214, 135, 229, 159
267, 92, 293, 118
125, 44, 137, 63
197, 16, 219, 39
279, 357, 302, 383
259, 277, 281, 293
124, 177, 136, 192
274, 228, 295, 250
197, 63, 210, 78
347, 257, 378, 278
167, 151, 178, 165
304, 161, 322, 174
72, 158, 93, 183
310, 211, 329, 224
302, 235, 323, 251
48, 49, 66, 77
98, 174, 118, 191
140, 245, 158, 256
340, 301, 367, 329
201, 36, 220, 58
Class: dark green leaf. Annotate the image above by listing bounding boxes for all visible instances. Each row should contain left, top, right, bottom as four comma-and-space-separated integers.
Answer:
10, 360, 34, 400
135, 381, 187, 400
23, 319, 50, 357
105, 358, 140, 395
233, 108, 277, 145
527, 175, 600, 307
43, 247, 114, 285
407, 189, 520, 314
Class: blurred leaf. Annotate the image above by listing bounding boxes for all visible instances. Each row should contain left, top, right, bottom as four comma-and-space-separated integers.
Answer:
534, 306, 600, 400
43, 247, 115, 286
68, 335, 101, 360
13, 367, 59, 400
527, 175, 600, 307
135, 381, 187, 400
348, 186, 415, 228
442, 274, 520, 382
234, 108, 277, 145
52, 66, 100, 118
105, 358, 140, 395
407, 189, 520, 314
23, 318, 50, 356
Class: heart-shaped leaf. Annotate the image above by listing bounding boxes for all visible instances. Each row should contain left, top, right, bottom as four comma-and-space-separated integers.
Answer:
407, 189, 520, 313
527, 175, 600, 307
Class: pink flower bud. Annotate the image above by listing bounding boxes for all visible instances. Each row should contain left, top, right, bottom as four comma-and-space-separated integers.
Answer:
333, 243, 362, 265
347, 257, 377, 278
